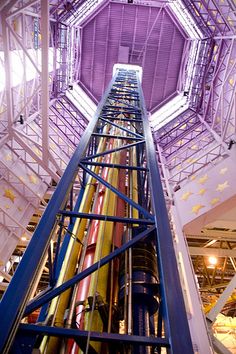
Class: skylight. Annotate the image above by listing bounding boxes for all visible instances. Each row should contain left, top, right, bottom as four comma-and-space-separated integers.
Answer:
150, 94, 188, 130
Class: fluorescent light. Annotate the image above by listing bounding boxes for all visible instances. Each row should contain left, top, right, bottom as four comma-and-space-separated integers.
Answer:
169, 0, 203, 39
150, 94, 188, 130
66, 84, 97, 121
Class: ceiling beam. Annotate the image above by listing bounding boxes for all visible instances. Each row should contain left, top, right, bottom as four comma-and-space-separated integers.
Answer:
189, 247, 236, 258
186, 230, 236, 241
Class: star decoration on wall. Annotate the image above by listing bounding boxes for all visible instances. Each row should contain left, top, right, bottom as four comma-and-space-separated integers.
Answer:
5, 153, 13, 161
187, 158, 197, 164
50, 142, 56, 150
181, 191, 193, 201
190, 175, 196, 181
4, 188, 16, 203
219, 167, 228, 175
198, 174, 208, 184
33, 146, 42, 157
5, 204, 10, 210
28, 174, 38, 185
211, 198, 220, 206
216, 181, 229, 192
18, 207, 23, 212
177, 139, 183, 146
198, 188, 206, 196
191, 204, 205, 215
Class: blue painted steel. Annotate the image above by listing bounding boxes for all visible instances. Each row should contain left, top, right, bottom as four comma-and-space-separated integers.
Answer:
99, 117, 143, 138
92, 132, 142, 141
18, 323, 170, 347
79, 162, 153, 220
0, 68, 194, 354
0, 71, 119, 354
137, 74, 194, 354
38, 184, 86, 323
24, 226, 155, 316
59, 211, 154, 225
54, 185, 85, 281
82, 161, 148, 171
100, 115, 142, 122
81, 139, 145, 161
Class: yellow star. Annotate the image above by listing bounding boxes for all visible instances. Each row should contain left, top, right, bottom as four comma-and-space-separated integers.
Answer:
28, 174, 38, 185
191, 204, 205, 215
198, 188, 206, 196
211, 198, 220, 206
50, 143, 56, 150
198, 174, 208, 184
219, 167, 228, 175
191, 145, 198, 150
5, 153, 12, 161
4, 188, 16, 203
190, 175, 196, 181
187, 158, 197, 164
18, 207, 23, 212
5, 204, 10, 210
33, 147, 42, 157
177, 140, 183, 146
216, 181, 229, 192
181, 191, 193, 201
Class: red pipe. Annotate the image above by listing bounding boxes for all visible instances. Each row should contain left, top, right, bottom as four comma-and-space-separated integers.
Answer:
67, 141, 114, 354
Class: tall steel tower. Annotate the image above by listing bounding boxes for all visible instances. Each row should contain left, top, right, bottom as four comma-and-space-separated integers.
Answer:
0, 67, 194, 354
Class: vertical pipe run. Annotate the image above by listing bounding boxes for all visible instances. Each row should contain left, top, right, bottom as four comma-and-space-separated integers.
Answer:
41, 0, 49, 164
1, 67, 196, 354
43, 135, 109, 353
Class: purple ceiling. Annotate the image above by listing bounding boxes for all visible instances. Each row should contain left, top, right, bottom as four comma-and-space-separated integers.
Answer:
79, 3, 186, 112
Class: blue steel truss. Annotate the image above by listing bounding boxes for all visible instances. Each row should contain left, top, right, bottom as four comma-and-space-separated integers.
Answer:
0, 68, 194, 354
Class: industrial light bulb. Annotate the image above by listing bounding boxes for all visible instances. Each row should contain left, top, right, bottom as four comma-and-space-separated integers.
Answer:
208, 256, 217, 266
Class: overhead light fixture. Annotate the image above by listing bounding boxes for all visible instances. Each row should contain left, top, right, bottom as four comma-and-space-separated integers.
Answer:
208, 256, 217, 267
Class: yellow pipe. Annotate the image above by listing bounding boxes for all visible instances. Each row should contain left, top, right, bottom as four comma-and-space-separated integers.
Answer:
42, 128, 109, 353
84, 138, 121, 352
131, 146, 139, 221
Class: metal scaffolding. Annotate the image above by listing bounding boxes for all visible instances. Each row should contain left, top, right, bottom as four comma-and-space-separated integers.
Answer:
0, 67, 194, 354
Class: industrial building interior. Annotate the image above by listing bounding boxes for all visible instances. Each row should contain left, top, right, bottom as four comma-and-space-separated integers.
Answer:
0, 0, 236, 353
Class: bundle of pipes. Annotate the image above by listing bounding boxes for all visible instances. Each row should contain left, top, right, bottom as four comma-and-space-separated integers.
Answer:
0, 67, 193, 354
38, 71, 159, 354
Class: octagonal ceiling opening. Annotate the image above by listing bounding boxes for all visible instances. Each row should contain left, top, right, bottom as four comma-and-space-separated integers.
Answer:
77, 2, 186, 112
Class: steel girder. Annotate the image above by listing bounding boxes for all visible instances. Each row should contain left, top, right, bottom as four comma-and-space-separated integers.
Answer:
0, 68, 194, 354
